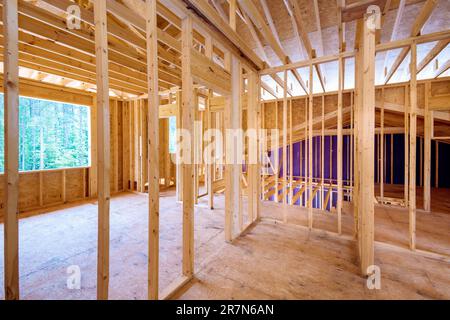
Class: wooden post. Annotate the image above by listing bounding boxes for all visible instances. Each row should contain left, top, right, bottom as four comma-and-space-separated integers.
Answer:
137, 100, 142, 192
94, 0, 111, 300
435, 142, 439, 188
90, 97, 98, 197
404, 86, 409, 205
146, 0, 159, 300
419, 138, 423, 187
289, 98, 293, 206
181, 16, 194, 277
247, 71, 259, 221
308, 64, 313, 229
142, 100, 149, 191
256, 76, 262, 219
113, 100, 119, 192
274, 100, 279, 203
350, 93, 354, 202
225, 55, 241, 241
409, 42, 417, 250
129, 101, 135, 191
354, 50, 361, 238
205, 36, 214, 210
206, 90, 214, 209
238, 69, 243, 230
380, 88, 385, 200
193, 90, 199, 205
122, 101, 130, 190
3, 0, 20, 300
62, 170, 67, 203
330, 135, 333, 207
229, 0, 237, 31
282, 71, 288, 210
305, 98, 308, 208
358, 13, 375, 275
390, 134, 394, 185
176, 90, 183, 202
321, 96, 325, 209
337, 57, 343, 234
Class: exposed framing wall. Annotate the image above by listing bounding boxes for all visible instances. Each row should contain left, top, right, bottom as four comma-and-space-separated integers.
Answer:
0, 79, 127, 219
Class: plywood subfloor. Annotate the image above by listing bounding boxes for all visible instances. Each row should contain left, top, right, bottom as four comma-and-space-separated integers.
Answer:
0, 190, 225, 299
261, 185, 450, 256
0, 186, 449, 299
176, 220, 450, 299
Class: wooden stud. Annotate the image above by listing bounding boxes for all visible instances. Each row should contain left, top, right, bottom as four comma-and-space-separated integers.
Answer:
3, 0, 20, 300
321, 96, 325, 210
62, 170, 66, 203
358, 13, 375, 275
423, 82, 432, 212
409, 42, 417, 250
419, 137, 423, 187
193, 90, 199, 205
205, 36, 214, 210
247, 71, 259, 221
181, 16, 194, 277
380, 88, 385, 200
176, 90, 183, 202
122, 101, 130, 191
94, 0, 111, 300
39, 171, 44, 207
404, 86, 409, 205
435, 141, 439, 188
146, 0, 159, 300
113, 100, 119, 192
330, 134, 333, 208
229, 0, 237, 31
350, 92, 354, 202
282, 70, 288, 210
308, 64, 313, 229
337, 57, 343, 234
141, 100, 148, 192
274, 98, 279, 203
90, 98, 98, 196
289, 97, 293, 206
390, 133, 394, 185
206, 90, 214, 209
225, 56, 241, 241
130, 101, 135, 191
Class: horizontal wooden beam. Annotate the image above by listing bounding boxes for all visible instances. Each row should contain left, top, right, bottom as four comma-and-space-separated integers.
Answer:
261, 30, 450, 76
0, 74, 94, 105
159, 103, 177, 118
429, 94, 450, 111
191, 49, 231, 94
181, 0, 264, 70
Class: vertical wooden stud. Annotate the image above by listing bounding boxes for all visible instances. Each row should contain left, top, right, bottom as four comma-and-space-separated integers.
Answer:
94, 0, 111, 300
3, 0, 20, 300
146, 0, 159, 300
181, 16, 194, 276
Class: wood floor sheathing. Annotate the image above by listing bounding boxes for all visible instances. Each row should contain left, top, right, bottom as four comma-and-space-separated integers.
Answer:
0, 187, 449, 300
